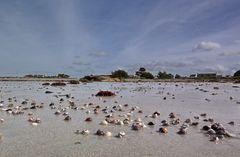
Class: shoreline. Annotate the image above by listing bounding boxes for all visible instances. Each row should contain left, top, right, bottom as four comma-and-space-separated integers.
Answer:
0, 77, 239, 83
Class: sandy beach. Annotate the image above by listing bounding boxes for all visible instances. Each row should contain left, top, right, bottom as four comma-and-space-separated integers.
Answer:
0, 81, 240, 157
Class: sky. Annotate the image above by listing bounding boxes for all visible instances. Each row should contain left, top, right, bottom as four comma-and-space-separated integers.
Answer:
0, 0, 240, 77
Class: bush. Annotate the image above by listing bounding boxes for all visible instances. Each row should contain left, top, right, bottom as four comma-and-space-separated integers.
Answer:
157, 71, 173, 79
111, 70, 129, 78
140, 72, 154, 79
234, 70, 240, 77
175, 74, 181, 79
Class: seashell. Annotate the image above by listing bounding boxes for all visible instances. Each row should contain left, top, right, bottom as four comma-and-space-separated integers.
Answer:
100, 120, 108, 125
105, 131, 112, 137
134, 118, 142, 122
116, 131, 126, 138
62, 112, 69, 116
0, 118, 4, 123
54, 110, 61, 115
116, 120, 124, 126
123, 119, 130, 125
207, 129, 216, 135
31, 122, 38, 126
210, 136, 219, 142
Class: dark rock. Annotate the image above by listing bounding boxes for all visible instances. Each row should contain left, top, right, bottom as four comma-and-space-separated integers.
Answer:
51, 82, 66, 86
95, 91, 116, 97
95, 129, 105, 136
147, 122, 155, 126
85, 117, 92, 122
45, 91, 53, 94
159, 127, 168, 133
69, 80, 80, 84
64, 116, 71, 121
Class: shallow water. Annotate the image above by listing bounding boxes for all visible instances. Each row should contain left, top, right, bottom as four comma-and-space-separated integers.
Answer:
0, 82, 240, 157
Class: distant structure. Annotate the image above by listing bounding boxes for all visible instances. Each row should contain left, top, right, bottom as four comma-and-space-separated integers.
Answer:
197, 73, 217, 78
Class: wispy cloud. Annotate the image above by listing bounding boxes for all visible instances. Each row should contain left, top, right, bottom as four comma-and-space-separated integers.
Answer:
88, 51, 109, 57
193, 41, 221, 51
219, 50, 240, 56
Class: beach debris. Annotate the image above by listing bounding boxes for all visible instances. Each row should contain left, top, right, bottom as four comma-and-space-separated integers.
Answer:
95, 91, 116, 97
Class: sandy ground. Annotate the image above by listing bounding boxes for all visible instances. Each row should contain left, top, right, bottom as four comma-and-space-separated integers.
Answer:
0, 81, 240, 157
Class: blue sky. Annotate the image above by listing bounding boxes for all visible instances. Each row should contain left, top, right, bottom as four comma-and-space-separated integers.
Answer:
0, 0, 240, 77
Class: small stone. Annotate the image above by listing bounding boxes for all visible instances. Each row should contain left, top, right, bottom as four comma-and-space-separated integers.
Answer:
147, 122, 155, 126
185, 119, 191, 124
95, 129, 105, 136
191, 122, 199, 126
228, 121, 234, 125
54, 110, 61, 115
64, 116, 71, 121
210, 136, 219, 142
200, 113, 207, 117
99, 120, 108, 125
159, 127, 168, 134
207, 129, 216, 135
81, 130, 90, 135
202, 125, 210, 131
169, 112, 176, 119
85, 117, 92, 122
105, 131, 112, 137
116, 132, 126, 138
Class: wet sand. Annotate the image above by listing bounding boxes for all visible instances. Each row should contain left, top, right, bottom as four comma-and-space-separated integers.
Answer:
0, 82, 240, 157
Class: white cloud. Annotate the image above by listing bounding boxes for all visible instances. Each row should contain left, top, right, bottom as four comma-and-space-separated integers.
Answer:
193, 41, 221, 51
